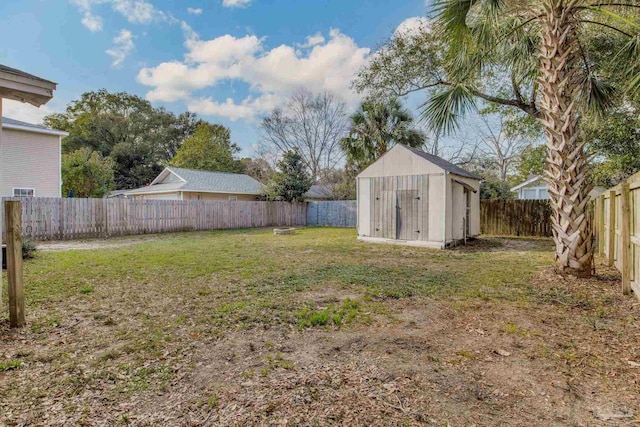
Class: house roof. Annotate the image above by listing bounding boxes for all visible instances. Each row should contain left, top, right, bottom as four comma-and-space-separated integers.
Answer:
0, 65, 56, 85
2, 116, 68, 136
402, 145, 481, 180
304, 184, 334, 199
510, 175, 544, 192
106, 189, 131, 198
127, 167, 265, 195
0, 64, 57, 107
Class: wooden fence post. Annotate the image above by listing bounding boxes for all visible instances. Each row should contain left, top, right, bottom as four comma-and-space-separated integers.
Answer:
594, 197, 601, 255
599, 195, 606, 255
5, 200, 24, 328
608, 190, 616, 267
621, 183, 632, 295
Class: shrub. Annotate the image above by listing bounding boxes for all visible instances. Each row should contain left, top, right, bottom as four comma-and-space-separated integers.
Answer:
22, 238, 37, 259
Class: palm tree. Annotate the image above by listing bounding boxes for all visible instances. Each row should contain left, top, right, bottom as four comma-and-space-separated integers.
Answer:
425, 1, 640, 277
341, 98, 425, 169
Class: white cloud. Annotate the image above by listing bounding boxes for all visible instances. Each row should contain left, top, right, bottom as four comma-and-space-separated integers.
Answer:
69, 0, 166, 29
222, 0, 252, 8
187, 7, 203, 15
81, 11, 103, 31
112, 0, 162, 24
2, 99, 53, 124
106, 29, 135, 68
187, 94, 280, 121
137, 29, 370, 120
395, 16, 431, 35
297, 32, 325, 48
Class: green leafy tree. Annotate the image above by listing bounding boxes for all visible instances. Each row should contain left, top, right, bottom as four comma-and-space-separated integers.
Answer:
583, 105, 640, 188
45, 89, 201, 189
169, 123, 243, 173
264, 150, 313, 202
62, 148, 115, 198
357, 3, 640, 276
340, 98, 425, 170
514, 145, 547, 185
480, 178, 514, 200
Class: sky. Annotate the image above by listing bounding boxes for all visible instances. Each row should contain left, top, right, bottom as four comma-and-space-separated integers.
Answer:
0, 0, 430, 156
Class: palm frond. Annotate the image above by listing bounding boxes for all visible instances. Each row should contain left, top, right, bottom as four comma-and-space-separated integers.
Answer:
610, 32, 640, 96
581, 74, 617, 117
421, 84, 477, 134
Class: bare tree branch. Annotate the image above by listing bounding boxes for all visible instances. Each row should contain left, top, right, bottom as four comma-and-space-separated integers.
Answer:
259, 89, 348, 180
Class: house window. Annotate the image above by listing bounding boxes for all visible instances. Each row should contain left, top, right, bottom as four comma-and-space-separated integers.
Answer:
228, 196, 238, 201
13, 188, 35, 197
522, 189, 537, 199
538, 188, 549, 199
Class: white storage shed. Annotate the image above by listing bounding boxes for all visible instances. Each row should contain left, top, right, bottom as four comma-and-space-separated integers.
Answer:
356, 144, 481, 248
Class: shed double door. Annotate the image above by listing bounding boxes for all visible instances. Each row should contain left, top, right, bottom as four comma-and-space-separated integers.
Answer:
370, 175, 426, 241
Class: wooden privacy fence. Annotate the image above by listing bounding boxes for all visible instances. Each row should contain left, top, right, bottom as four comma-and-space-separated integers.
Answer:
480, 199, 553, 237
307, 201, 357, 227
1, 197, 306, 241
593, 173, 640, 300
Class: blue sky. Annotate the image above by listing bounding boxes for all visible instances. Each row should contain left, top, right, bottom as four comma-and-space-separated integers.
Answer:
0, 0, 429, 156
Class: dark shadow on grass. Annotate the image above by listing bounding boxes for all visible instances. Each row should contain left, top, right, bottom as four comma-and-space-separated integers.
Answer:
453, 237, 554, 253
249, 265, 462, 299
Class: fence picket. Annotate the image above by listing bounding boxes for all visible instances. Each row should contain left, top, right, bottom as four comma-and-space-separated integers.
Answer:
1, 197, 308, 241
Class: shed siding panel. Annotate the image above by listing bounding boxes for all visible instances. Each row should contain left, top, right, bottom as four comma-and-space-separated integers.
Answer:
451, 182, 465, 240
451, 175, 481, 237
358, 178, 371, 236
428, 174, 444, 243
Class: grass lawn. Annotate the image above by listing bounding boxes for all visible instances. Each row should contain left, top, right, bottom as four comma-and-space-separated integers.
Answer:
1, 228, 639, 426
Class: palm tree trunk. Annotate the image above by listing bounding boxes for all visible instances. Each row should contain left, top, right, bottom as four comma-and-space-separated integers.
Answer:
537, 3, 593, 277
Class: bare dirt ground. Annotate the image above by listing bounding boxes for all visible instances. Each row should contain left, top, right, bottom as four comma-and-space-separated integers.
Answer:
36, 235, 159, 251
1, 230, 639, 426
133, 266, 640, 427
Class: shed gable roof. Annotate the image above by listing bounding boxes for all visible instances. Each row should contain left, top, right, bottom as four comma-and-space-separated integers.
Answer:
357, 144, 480, 180
401, 145, 480, 179
128, 167, 265, 195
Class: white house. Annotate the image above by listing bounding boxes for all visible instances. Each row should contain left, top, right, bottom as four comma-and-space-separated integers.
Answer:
356, 144, 481, 248
126, 167, 264, 201
510, 175, 549, 200
0, 117, 67, 198
511, 175, 606, 201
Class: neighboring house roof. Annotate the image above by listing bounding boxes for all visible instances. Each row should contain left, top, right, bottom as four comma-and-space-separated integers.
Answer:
2, 116, 68, 137
510, 175, 544, 192
402, 145, 481, 180
106, 189, 131, 198
127, 167, 265, 195
305, 184, 334, 200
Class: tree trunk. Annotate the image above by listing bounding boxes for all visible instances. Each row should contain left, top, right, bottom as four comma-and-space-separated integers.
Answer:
537, 3, 593, 276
